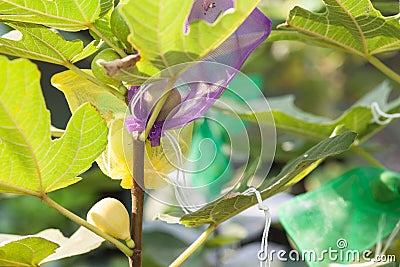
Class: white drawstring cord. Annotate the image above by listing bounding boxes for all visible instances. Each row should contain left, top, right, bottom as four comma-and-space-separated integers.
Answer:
165, 131, 197, 213
381, 219, 400, 257
371, 102, 400, 125
242, 187, 271, 267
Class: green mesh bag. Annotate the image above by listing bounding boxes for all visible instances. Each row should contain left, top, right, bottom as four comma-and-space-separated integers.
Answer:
187, 75, 263, 199
187, 118, 233, 199
278, 166, 400, 266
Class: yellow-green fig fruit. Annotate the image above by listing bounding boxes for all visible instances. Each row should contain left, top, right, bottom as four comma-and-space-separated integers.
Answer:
87, 198, 131, 243
91, 48, 122, 88
144, 88, 181, 121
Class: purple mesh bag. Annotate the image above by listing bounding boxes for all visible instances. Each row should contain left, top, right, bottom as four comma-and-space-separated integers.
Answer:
125, 1, 272, 146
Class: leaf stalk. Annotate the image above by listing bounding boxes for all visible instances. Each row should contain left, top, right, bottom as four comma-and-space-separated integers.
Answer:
169, 224, 218, 267
351, 145, 385, 168
367, 56, 400, 85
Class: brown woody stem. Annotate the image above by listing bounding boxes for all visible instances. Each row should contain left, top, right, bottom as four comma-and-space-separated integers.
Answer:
129, 138, 145, 267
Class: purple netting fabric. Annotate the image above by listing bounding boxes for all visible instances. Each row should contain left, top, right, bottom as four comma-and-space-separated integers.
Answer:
187, 0, 235, 25
125, 4, 272, 146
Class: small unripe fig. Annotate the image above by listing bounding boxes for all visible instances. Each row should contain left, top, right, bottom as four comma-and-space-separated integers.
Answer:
87, 198, 134, 247
91, 48, 122, 88
144, 88, 181, 121
158, 89, 181, 121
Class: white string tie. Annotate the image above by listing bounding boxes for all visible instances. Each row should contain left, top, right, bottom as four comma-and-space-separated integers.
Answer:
371, 102, 400, 125
242, 187, 271, 267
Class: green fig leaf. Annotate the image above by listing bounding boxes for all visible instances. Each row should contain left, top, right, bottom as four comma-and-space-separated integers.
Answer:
0, 57, 108, 195
0, 237, 58, 267
276, 0, 400, 56
0, 22, 98, 65
0, 0, 103, 32
214, 82, 400, 141
180, 131, 357, 227
0, 228, 104, 265
99, 0, 114, 18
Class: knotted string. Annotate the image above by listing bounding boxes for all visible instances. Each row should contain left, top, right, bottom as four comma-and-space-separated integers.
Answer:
242, 187, 271, 267
371, 102, 400, 125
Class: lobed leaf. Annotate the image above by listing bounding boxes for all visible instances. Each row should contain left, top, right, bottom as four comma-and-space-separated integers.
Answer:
0, 0, 103, 32
51, 70, 127, 117
0, 228, 104, 265
0, 57, 108, 195
277, 0, 400, 56
0, 237, 58, 267
51, 69, 135, 187
180, 131, 357, 227
0, 22, 98, 65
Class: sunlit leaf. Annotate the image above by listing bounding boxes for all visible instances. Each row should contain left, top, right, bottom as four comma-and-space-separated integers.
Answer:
277, 0, 400, 55
0, 0, 103, 32
180, 131, 356, 227
51, 70, 127, 117
91, 15, 115, 46
71, 40, 99, 63
0, 237, 58, 267
99, 0, 114, 18
115, 0, 260, 84
90, 8, 124, 52
0, 22, 96, 65
0, 57, 108, 195
51, 125, 65, 138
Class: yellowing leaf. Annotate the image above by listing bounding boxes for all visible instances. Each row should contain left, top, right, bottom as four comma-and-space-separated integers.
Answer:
98, 117, 193, 189
52, 70, 193, 189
